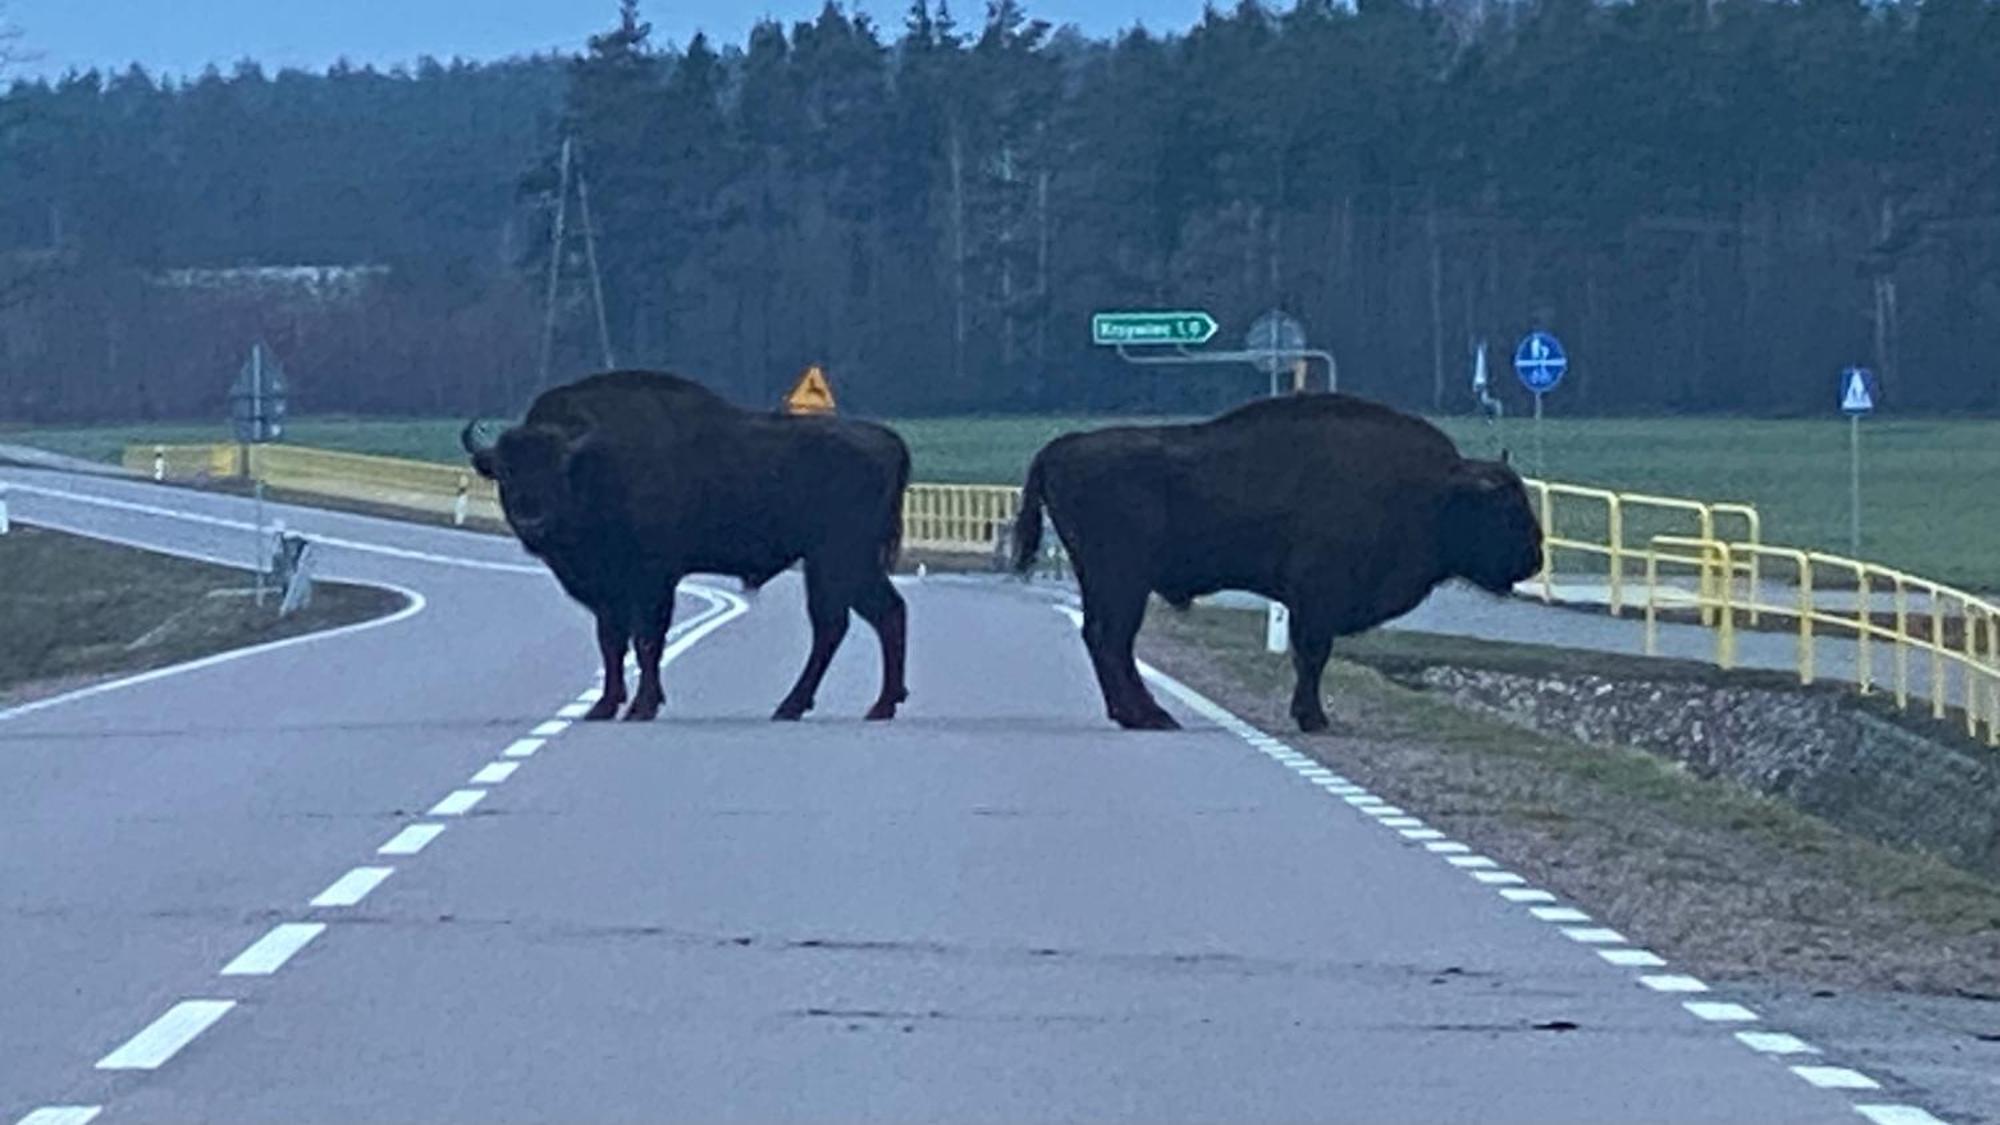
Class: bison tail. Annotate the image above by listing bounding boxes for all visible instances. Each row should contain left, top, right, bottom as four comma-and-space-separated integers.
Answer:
883, 444, 911, 573
1010, 454, 1048, 575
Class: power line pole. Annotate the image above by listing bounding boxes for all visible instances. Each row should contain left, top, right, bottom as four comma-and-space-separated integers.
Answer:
536, 137, 575, 392
575, 163, 616, 370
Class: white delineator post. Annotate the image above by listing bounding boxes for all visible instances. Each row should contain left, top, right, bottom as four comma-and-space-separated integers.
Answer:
0, 486, 10, 535
1266, 600, 1289, 654
454, 474, 470, 527
153, 445, 166, 482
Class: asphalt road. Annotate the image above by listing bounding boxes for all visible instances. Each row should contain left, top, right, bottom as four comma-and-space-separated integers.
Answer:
0, 468, 1942, 1123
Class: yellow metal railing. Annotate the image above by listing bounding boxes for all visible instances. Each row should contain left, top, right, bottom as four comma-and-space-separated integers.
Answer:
1644, 534, 2000, 747
121, 443, 242, 481
901, 483, 1021, 554
1523, 478, 1762, 623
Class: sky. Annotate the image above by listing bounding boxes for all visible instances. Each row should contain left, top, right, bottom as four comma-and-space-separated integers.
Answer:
3, 0, 1209, 80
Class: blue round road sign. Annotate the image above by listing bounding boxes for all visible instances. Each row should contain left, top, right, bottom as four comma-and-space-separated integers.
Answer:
1514, 331, 1568, 395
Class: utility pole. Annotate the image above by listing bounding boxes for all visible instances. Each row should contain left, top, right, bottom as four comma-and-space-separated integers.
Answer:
575, 165, 616, 370
536, 137, 574, 392
535, 136, 617, 389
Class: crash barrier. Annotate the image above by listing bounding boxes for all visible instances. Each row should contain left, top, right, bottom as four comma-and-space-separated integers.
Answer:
1523, 480, 1762, 623
902, 483, 1022, 557
1645, 535, 2000, 747
120, 443, 242, 482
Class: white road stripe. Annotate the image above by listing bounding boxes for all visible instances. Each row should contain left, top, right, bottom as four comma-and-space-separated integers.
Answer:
1472, 871, 1527, 885
1561, 927, 1627, 944
1855, 1106, 1951, 1125
220, 922, 327, 976
503, 738, 545, 759
1426, 842, 1471, 854
1735, 1031, 1819, 1055
531, 720, 569, 737
378, 824, 447, 856
310, 866, 395, 907
1685, 1001, 1760, 1022
429, 789, 487, 817
1400, 828, 1446, 841
1343, 795, 1384, 807
1531, 906, 1591, 922
1599, 949, 1668, 967
1362, 806, 1407, 818
1791, 1066, 1880, 1090
96, 1000, 236, 1070
578, 688, 604, 702
1501, 889, 1558, 904
1640, 975, 1711, 993
1380, 817, 1425, 828
471, 762, 520, 785
555, 702, 593, 719
16, 1107, 102, 1125
1447, 855, 1499, 869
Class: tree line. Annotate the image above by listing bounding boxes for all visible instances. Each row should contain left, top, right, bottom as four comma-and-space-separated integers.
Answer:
1, 0, 1996, 424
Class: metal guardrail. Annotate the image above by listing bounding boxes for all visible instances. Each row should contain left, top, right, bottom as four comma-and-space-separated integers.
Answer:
1645, 534, 2000, 747
1522, 478, 1763, 624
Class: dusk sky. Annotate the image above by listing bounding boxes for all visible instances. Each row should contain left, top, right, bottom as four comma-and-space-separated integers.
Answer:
4, 1, 1209, 80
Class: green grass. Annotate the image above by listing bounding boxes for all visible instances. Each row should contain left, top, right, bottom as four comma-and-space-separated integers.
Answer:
7, 411, 1997, 588
0, 524, 403, 698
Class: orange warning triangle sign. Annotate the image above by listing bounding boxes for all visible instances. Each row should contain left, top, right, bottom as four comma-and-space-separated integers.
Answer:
785, 364, 837, 414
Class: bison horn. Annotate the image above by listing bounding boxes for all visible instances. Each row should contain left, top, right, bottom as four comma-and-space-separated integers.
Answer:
460, 419, 494, 456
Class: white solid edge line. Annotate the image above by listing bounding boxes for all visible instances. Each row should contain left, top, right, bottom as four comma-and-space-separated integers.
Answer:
502, 738, 546, 759
0, 584, 427, 725
96, 1000, 236, 1070
16, 1107, 103, 1125
1855, 1105, 1950, 1125
378, 823, 447, 856
429, 789, 487, 817
220, 922, 327, 976
310, 866, 395, 908
471, 762, 520, 785
1685, 1001, 1760, 1022
1791, 1066, 1881, 1091
1734, 1031, 1820, 1055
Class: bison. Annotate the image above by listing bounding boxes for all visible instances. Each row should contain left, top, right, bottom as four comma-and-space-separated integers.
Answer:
1010, 392, 1543, 733
462, 370, 911, 723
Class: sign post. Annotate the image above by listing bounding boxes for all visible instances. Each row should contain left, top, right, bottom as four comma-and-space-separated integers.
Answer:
1513, 330, 1567, 474
228, 343, 288, 607
1840, 366, 1878, 553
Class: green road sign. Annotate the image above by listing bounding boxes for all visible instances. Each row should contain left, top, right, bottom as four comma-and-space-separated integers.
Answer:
1091, 310, 1219, 347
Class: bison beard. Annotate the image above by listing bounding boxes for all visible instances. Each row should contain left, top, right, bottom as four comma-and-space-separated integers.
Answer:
1012, 393, 1544, 733
464, 370, 911, 723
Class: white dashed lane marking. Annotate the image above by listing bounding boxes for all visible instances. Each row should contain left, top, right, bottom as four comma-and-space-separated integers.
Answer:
1561, 927, 1627, 945
1686, 1001, 1760, 1023
1856, 1106, 1952, 1125
1471, 871, 1527, 886
471, 762, 520, 785
1598, 949, 1669, 968
1445, 855, 1499, 869
503, 738, 545, 759
1791, 1066, 1882, 1091
96, 1000, 235, 1070
1501, 888, 1558, 904
309, 866, 395, 908
378, 823, 447, 856
220, 923, 326, 976
530, 720, 569, 737
1531, 906, 1592, 923
15, 1107, 102, 1125
555, 702, 593, 719
1640, 975, 1711, 993
429, 789, 487, 817
1735, 1031, 1820, 1055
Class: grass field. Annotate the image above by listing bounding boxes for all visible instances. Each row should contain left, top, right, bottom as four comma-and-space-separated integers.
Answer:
6, 411, 1996, 589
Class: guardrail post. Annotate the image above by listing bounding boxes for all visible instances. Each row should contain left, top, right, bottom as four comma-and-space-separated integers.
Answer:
1607, 496, 1624, 617
1795, 553, 1814, 685
1892, 580, 1910, 710
1714, 541, 1737, 669
1643, 550, 1659, 657
1696, 506, 1717, 628
1536, 482, 1553, 603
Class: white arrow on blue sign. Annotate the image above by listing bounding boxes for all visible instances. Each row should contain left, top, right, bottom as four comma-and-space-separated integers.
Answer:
1514, 331, 1567, 394
1840, 367, 1877, 414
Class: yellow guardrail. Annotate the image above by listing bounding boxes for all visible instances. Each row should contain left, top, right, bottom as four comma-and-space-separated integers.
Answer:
121, 443, 242, 481
247, 444, 502, 524
1522, 478, 1763, 624
902, 483, 1021, 555
1644, 534, 2000, 747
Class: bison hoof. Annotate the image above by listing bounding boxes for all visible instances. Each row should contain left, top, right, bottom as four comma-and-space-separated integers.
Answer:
622, 698, 661, 722
583, 697, 624, 722
1295, 711, 1331, 734
1115, 709, 1181, 732
865, 701, 900, 721
772, 701, 811, 722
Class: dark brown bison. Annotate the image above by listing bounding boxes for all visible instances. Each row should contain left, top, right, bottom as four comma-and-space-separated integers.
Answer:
462, 370, 910, 723
1010, 393, 1543, 733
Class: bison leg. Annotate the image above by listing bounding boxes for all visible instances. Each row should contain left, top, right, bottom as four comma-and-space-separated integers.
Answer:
1081, 587, 1178, 732
624, 596, 676, 722
853, 575, 909, 721
774, 568, 850, 722
1286, 610, 1335, 733
585, 614, 628, 722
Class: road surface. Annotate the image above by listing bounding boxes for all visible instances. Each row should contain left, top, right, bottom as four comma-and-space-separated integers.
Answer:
0, 467, 1942, 1123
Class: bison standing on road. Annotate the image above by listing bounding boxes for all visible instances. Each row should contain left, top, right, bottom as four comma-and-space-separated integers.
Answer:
462, 370, 911, 723
1011, 393, 1543, 733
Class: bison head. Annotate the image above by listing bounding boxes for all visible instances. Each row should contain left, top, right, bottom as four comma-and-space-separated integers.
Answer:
1440, 457, 1544, 596
461, 418, 598, 549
